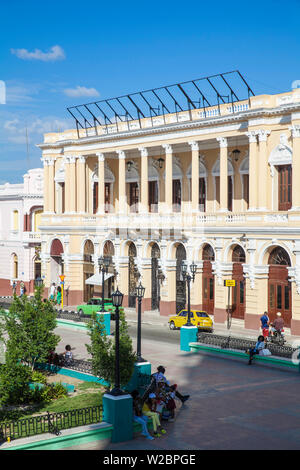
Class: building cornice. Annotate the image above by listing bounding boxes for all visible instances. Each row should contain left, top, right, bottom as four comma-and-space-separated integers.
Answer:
37, 102, 300, 152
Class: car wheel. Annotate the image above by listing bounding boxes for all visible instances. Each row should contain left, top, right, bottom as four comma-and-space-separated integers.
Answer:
169, 321, 175, 330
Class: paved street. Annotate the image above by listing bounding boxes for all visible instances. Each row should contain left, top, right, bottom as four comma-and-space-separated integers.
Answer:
55, 322, 300, 450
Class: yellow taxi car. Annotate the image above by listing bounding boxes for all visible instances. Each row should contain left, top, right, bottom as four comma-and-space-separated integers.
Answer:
168, 309, 213, 332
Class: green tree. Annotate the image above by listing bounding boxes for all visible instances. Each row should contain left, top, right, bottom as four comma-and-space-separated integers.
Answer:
0, 360, 32, 405
2, 286, 60, 370
86, 310, 137, 389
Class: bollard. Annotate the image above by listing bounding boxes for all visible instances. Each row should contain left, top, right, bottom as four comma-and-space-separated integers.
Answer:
180, 325, 198, 352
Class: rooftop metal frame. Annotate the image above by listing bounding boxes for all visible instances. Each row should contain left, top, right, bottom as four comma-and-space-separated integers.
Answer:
67, 70, 255, 137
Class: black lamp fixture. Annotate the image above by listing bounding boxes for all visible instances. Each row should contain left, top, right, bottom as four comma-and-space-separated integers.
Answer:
135, 281, 146, 362
232, 149, 241, 162
110, 287, 125, 396
126, 160, 134, 172
112, 286, 124, 308
181, 260, 197, 326
98, 256, 110, 312
157, 157, 164, 169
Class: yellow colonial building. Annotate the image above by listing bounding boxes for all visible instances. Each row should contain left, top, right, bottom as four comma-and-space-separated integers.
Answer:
38, 72, 300, 334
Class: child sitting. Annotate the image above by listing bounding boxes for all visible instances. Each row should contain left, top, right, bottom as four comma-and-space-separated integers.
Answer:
142, 393, 166, 438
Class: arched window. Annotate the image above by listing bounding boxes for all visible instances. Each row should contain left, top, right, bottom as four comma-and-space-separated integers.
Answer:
202, 244, 215, 261
268, 247, 291, 266
83, 240, 94, 263
12, 210, 19, 231
13, 254, 18, 278
232, 245, 246, 263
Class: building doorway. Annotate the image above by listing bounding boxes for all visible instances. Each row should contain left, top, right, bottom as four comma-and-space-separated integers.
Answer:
83, 240, 94, 302
176, 244, 186, 313
103, 240, 115, 297
128, 242, 137, 308
231, 245, 246, 319
151, 243, 160, 310
202, 244, 215, 315
268, 246, 291, 326
50, 239, 64, 284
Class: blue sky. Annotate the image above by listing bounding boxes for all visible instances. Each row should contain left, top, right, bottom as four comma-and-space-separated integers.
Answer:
1, 0, 300, 183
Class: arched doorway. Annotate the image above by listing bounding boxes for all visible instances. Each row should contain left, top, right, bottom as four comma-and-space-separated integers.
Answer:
50, 239, 64, 283
34, 254, 41, 280
103, 240, 115, 298
268, 246, 291, 326
128, 242, 137, 308
202, 244, 215, 315
231, 245, 246, 319
83, 240, 94, 302
151, 243, 160, 310
176, 244, 186, 313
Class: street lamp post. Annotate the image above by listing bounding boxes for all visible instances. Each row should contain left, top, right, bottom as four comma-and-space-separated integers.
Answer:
135, 281, 146, 362
181, 261, 197, 326
110, 287, 124, 396
98, 256, 110, 312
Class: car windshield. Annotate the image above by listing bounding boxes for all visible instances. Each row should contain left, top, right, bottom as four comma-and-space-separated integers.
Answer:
196, 312, 209, 317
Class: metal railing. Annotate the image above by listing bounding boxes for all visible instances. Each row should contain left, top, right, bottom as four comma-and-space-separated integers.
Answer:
197, 332, 298, 359
0, 405, 103, 442
36, 358, 93, 375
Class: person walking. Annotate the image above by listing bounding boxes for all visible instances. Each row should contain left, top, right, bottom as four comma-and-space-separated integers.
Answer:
19, 281, 25, 297
49, 282, 56, 301
260, 311, 270, 339
12, 280, 17, 296
56, 285, 62, 306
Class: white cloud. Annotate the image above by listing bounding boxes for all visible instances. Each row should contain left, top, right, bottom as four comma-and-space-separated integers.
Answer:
63, 85, 100, 98
2, 116, 71, 144
11, 45, 65, 62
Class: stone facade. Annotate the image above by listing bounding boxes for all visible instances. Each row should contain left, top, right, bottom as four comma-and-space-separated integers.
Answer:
0, 168, 43, 295
38, 87, 300, 334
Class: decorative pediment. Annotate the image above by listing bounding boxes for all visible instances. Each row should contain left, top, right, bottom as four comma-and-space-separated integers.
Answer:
268, 134, 292, 167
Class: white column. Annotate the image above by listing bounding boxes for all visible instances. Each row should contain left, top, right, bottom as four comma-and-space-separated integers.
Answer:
256, 129, 270, 211
139, 147, 148, 213
290, 125, 300, 210
216, 137, 228, 212
163, 144, 173, 212
48, 158, 55, 213
64, 156, 71, 213
96, 152, 105, 214
189, 141, 199, 212
42, 158, 50, 213
246, 131, 258, 211
117, 150, 126, 214
77, 155, 86, 214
